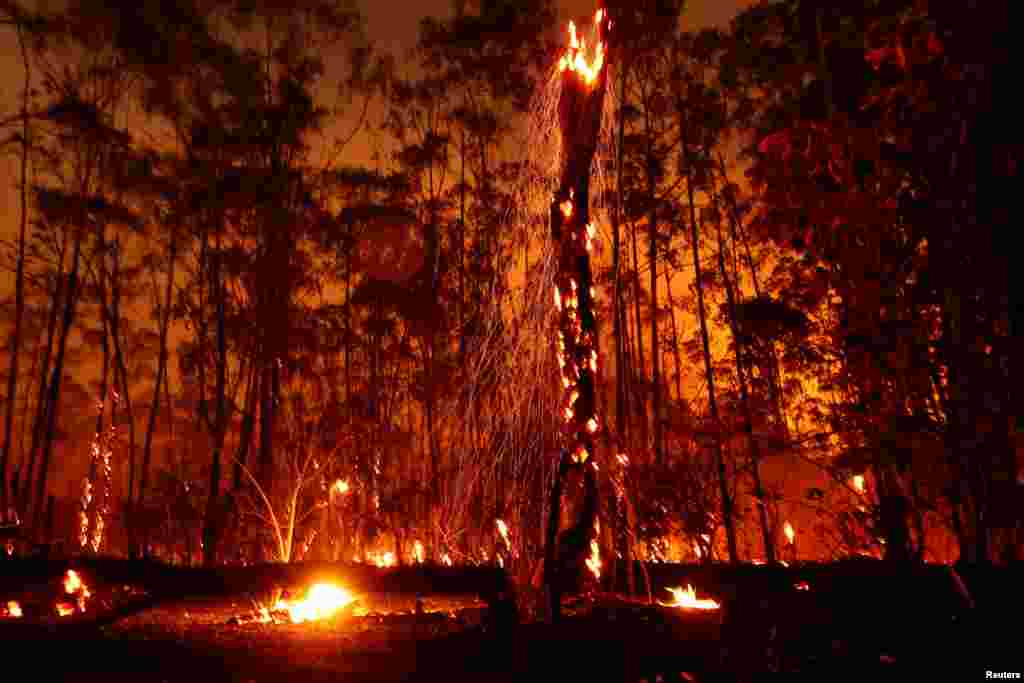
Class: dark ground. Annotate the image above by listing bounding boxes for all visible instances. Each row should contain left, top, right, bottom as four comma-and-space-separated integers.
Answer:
1, 559, 1018, 681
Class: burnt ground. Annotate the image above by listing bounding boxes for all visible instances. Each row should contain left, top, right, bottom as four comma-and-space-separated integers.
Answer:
1, 560, 1019, 681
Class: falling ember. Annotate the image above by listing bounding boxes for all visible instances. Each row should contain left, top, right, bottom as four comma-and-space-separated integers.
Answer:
585, 539, 602, 579
784, 522, 795, 545
852, 475, 865, 493
2, 601, 22, 618
272, 583, 355, 624
660, 585, 721, 611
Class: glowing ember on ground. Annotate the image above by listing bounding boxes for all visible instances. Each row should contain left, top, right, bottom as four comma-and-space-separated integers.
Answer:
56, 602, 76, 617
660, 584, 721, 611
794, 581, 810, 591
2, 600, 21, 618
272, 583, 355, 624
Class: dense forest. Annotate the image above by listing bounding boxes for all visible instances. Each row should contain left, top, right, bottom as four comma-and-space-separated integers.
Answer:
0, 0, 1016, 587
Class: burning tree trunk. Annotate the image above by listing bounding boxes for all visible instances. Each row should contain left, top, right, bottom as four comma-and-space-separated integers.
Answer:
543, 9, 609, 622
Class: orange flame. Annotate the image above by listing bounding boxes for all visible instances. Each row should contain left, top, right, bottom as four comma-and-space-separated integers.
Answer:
333, 479, 350, 495
852, 475, 865, 493
586, 539, 602, 579
273, 583, 355, 624
496, 519, 510, 546
660, 584, 720, 611
56, 602, 75, 617
784, 521, 795, 545
3, 600, 21, 618
559, 16, 606, 85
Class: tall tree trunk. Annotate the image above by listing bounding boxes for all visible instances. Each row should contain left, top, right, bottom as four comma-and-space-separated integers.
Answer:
713, 212, 775, 564
647, 153, 663, 465
664, 267, 684, 403
611, 62, 634, 592
34, 233, 84, 536
628, 221, 649, 457
108, 240, 137, 528
679, 99, 738, 563
204, 235, 228, 567
1, 23, 32, 523
138, 230, 177, 555
20, 234, 67, 519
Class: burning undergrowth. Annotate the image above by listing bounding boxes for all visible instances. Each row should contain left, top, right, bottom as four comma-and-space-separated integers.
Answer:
1, 568, 147, 622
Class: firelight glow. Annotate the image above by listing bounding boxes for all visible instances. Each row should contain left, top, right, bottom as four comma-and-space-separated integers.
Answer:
660, 584, 721, 611
784, 521, 795, 545
273, 583, 354, 624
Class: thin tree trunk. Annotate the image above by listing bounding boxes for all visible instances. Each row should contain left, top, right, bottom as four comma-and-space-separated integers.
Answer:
607, 58, 633, 596
204, 235, 227, 567
628, 221, 649, 457
664, 267, 684, 403
647, 160, 663, 465
20, 235, 67, 519
34, 233, 84, 536
679, 98, 738, 563
138, 230, 177, 552
713, 211, 775, 564
1, 23, 32, 522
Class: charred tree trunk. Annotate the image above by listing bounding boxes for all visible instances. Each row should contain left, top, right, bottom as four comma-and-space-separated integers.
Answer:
543, 12, 609, 621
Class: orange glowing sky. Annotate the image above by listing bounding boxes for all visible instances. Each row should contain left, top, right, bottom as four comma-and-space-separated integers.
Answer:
0, 0, 763, 501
